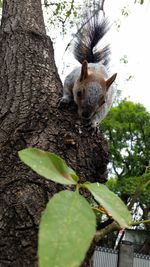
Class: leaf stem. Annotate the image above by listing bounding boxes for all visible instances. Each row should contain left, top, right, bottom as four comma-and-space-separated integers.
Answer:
131, 219, 150, 226
76, 184, 80, 192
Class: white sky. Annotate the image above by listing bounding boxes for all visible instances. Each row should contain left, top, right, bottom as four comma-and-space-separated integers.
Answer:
51, 0, 150, 112
105, 0, 150, 111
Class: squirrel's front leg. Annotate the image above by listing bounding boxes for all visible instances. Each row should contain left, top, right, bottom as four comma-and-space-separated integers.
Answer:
59, 73, 75, 107
59, 87, 73, 107
82, 116, 100, 131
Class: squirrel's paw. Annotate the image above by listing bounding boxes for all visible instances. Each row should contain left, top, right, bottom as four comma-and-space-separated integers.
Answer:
84, 119, 100, 134
83, 120, 99, 134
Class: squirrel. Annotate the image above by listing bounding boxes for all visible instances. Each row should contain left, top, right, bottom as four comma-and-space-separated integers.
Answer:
60, 12, 117, 128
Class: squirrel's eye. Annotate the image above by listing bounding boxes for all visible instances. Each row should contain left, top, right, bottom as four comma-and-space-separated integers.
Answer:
77, 91, 82, 97
100, 96, 105, 106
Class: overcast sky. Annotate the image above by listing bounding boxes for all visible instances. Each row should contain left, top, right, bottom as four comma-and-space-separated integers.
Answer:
105, 0, 150, 111
52, 0, 150, 111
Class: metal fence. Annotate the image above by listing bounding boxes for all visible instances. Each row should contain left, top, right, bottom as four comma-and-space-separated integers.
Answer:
93, 246, 150, 267
93, 247, 118, 267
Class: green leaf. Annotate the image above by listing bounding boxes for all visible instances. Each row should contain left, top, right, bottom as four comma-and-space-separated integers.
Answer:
39, 190, 96, 267
18, 148, 79, 185
84, 183, 132, 228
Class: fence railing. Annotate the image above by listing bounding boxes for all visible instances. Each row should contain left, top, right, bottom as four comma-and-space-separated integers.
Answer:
93, 243, 150, 267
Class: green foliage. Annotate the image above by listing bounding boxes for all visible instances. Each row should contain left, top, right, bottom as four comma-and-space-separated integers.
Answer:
83, 183, 132, 228
121, 6, 130, 17
107, 174, 150, 206
19, 147, 144, 267
18, 148, 78, 185
19, 148, 132, 228
101, 100, 150, 178
42, 0, 146, 38
43, 0, 80, 35
39, 190, 96, 267
120, 55, 128, 64
101, 99, 150, 216
134, 0, 144, 4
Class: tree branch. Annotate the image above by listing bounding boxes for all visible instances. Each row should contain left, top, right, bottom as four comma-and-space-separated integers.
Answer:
128, 176, 146, 210
95, 221, 120, 242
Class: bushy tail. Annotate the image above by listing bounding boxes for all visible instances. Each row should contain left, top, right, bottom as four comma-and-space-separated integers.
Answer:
73, 12, 110, 65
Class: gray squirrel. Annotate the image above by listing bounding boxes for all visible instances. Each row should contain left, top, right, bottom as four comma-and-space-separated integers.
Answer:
60, 12, 117, 128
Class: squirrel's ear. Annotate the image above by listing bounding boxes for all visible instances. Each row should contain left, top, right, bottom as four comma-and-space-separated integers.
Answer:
80, 60, 88, 81
106, 73, 117, 90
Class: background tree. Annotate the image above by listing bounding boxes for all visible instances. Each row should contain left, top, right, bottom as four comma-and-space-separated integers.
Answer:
101, 99, 150, 254
0, 0, 108, 266
101, 100, 150, 178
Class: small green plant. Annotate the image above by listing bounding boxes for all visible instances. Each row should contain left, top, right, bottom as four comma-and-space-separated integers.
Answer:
18, 148, 150, 267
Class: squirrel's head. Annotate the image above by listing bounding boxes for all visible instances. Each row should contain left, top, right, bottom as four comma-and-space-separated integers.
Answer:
73, 60, 117, 120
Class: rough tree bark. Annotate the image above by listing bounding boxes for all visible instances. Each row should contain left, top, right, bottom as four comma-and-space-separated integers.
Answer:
0, 0, 109, 266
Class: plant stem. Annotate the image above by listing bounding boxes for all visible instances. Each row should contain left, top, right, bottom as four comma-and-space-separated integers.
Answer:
131, 219, 150, 226
95, 221, 120, 242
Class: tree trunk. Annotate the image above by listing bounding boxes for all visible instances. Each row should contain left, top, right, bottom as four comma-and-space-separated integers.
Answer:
0, 0, 109, 266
